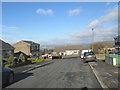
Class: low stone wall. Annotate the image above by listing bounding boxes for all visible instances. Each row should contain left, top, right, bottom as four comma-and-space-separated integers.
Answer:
96, 54, 105, 60
105, 56, 113, 65
105, 54, 120, 67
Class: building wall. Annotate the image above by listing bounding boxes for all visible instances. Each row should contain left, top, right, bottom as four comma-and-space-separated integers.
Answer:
65, 50, 80, 55
30, 44, 40, 56
2, 49, 14, 58
59, 52, 66, 56
13, 42, 30, 56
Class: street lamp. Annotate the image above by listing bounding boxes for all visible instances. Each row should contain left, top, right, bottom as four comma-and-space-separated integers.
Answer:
92, 28, 94, 51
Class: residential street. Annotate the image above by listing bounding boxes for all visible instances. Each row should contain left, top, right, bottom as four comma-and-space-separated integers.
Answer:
6, 56, 102, 88
2, 2, 120, 90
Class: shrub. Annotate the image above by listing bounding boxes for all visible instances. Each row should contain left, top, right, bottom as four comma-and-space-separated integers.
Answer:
18, 53, 25, 63
35, 57, 39, 62
8, 55, 14, 66
35, 57, 44, 62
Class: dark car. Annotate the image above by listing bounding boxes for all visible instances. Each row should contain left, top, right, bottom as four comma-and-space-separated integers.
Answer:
118, 51, 120, 55
83, 52, 96, 63
115, 51, 120, 55
2, 60, 14, 85
52, 55, 62, 60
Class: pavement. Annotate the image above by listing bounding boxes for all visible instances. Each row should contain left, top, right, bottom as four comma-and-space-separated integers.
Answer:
89, 60, 120, 89
12, 60, 54, 73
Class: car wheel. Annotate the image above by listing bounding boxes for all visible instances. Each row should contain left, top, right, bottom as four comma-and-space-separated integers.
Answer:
8, 73, 14, 84
83, 60, 87, 63
84, 61, 87, 63
94, 60, 97, 62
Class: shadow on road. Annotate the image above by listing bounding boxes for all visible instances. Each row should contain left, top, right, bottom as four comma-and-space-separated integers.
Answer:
63, 56, 80, 59
81, 87, 88, 90
14, 72, 33, 83
3, 72, 33, 88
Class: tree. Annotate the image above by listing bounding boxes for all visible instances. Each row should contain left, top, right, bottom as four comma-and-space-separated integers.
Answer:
104, 46, 109, 55
90, 41, 113, 54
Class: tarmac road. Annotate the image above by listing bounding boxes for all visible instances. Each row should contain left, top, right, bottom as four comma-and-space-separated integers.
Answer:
6, 57, 102, 88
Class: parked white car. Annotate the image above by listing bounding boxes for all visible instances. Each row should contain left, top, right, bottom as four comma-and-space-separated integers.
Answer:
42, 54, 52, 59
48, 54, 52, 59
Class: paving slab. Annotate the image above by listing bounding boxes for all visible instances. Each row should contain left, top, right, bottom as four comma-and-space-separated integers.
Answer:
89, 60, 120, 89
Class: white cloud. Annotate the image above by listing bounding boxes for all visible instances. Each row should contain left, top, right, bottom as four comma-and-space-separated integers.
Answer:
36, 8, 54, 16
2, 25, 18, 32
88, 6, 118, 28
1, 25, 20, 44
68, 9, 81, 16
8, 26, 18, 29
70, 25, 118, 43
69, 6, 118, 43
88, 19, 100, 28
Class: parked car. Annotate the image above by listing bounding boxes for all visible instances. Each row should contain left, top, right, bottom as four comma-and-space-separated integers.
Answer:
115, 51, 120, 55
2, 60, 14, 85
117, 51, 120, 55
80, 50, 92, 59
52, 55, 62, 60
83, 52, 96, 63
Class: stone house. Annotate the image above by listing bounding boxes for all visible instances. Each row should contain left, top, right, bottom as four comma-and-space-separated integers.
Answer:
13, 40, 40, 57
0, 40, 15, 58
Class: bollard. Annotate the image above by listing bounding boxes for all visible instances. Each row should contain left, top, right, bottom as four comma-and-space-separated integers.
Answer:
113, 58, 116, 66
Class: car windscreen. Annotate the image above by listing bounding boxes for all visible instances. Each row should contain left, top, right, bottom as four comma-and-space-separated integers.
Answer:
84, 52, 95, 56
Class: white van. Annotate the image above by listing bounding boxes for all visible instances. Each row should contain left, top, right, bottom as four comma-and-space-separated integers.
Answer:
80, 50, 92, 59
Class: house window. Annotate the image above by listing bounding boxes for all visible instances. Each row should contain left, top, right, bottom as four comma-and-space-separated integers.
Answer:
35, 45, 37, 50
31, 45, 34, 50
74, 51, 77, 53
34, 45, 36, 50
37, 45, 39, 50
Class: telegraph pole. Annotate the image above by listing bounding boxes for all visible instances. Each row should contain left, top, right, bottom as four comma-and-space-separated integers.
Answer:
92, 28, 94, 51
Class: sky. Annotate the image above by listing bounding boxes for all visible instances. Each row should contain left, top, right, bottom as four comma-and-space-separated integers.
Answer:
1, 2, 118, 46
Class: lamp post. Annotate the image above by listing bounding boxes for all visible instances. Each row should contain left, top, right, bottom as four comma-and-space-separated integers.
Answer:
92, 28, 94, 51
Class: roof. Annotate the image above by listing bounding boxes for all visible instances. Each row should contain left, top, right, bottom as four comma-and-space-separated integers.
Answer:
13, 40, 40, 46
54, 45, 81, 52
0, 40, 15, 50
22, 40, 40, 45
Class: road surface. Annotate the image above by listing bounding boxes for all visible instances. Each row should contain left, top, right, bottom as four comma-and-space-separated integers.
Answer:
6, 57, 101, 88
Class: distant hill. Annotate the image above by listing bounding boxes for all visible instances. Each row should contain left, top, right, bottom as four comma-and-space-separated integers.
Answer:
94, 41, 114, 47
54, 44, 81, 52
53, 41, 114, 52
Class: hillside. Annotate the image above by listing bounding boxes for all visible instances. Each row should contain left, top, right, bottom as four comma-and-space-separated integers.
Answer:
53, 41, 114, 52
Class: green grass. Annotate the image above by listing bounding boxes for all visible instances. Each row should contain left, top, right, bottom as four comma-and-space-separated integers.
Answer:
27, 57, 44, 63
27, 58, 36, 61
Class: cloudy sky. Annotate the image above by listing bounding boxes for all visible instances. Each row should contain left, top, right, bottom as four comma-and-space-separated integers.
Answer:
2, 2, 118, 46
